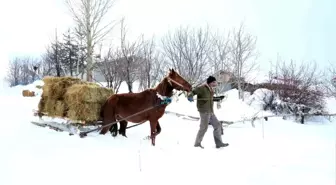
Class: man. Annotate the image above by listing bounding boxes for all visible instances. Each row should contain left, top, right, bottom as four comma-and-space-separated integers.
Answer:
187, 76, 229, 149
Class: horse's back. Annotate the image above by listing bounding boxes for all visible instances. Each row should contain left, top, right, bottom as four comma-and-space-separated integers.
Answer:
116, 89, 154, 102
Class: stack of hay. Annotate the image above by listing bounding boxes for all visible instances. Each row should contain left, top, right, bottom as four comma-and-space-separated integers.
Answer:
38, 76, 114, 123
38, 76, 82, 117
64, 83, 114, 122
22, 90, 35, 97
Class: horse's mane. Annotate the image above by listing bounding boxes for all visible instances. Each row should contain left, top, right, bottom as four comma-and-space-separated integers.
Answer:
153, 76, 173, 97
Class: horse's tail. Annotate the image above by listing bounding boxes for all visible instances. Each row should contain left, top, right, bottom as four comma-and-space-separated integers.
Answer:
100, 99, 108, 119
100, 94, 118, 120
99, 95, 119, 135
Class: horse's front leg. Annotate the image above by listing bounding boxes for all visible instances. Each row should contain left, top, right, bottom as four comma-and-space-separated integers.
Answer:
149, 120, 158, 146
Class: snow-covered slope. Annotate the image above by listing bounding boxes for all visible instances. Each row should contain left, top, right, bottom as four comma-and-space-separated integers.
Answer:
0, 81, 335, 185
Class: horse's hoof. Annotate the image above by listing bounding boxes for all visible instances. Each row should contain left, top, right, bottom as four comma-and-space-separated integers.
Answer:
79, 132, 87, 138
112, 132, 118, 137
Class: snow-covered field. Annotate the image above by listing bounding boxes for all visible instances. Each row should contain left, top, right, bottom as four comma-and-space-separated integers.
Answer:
0, 81, 335, 185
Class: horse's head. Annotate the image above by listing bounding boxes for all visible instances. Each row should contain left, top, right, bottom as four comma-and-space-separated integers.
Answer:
166, 69, 192, 92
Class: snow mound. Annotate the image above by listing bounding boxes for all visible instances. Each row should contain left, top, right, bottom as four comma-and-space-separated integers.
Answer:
0, 80, 44, 96
325, 97, 336, 113
216, 89, 273, 121
245, 88, 277, 110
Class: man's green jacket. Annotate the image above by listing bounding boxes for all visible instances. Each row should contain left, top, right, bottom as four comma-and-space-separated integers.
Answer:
187, 84, 214, 113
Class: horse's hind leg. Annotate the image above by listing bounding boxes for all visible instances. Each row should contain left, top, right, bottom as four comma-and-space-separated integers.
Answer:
100, 117, 116, 135
119, 120, 128, 137
109, 123, 118, 137
155, 122, 161, 136
100, 123, 111, 135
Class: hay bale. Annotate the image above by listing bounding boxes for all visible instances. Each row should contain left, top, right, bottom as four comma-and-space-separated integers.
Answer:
42, 76, 60, 84
67, 103, 102, 122
36, 76, 113, 122
22, 90, 35, 97
38, 76, 86, 117
65, 84, 114, 122
55, 101, 66, 117
44, 99, 57, 117
42, 76, 83, 99
41, 99, 66, 118
65, 83, 110, 103
38, 94, 46, 113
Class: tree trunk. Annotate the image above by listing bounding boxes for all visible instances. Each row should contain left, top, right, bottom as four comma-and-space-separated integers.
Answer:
238, 81, 243, 100
147, 75, 150, 88
86, 42, 93, 81
127, 81, 133, 93
85, 0, 93, 82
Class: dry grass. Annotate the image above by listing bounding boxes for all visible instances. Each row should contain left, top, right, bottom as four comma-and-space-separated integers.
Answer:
64, 83, 111, 103
37, 76, 114, 123
22, 90, 35, 97
42, 76, 82, 99
64, 83, 114, 122
67, 103, 103, 122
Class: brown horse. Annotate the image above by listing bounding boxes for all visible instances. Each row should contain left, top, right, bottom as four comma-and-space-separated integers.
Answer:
99, 69, 192, 146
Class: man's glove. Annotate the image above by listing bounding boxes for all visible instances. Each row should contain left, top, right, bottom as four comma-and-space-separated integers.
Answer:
213, 95, 225, 102
187, 97, 194, 102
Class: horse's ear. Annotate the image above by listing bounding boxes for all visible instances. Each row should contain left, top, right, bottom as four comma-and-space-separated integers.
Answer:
171, 69, 175, 73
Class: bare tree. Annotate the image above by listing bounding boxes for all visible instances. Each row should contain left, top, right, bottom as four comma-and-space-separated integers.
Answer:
161, 25, 212, 85
230, 22, 258, 100
95, 47, 123, 93
323, 62, 336, 97
73, 24, 87, 79
268, 59, 325, 110
41, 40, 67, 77
62, 29, 82, 76
5, 58, 22, 87
5, 57, 41, 87
54, 28, 61, 77
208, 30, 232, 74
137, 36, 166, 91
119, 17, 143, 93
65, 0, 117, 81
39, 55, 54, 77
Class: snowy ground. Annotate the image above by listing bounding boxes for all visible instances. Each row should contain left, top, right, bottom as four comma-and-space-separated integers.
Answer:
0, 81, 335, 185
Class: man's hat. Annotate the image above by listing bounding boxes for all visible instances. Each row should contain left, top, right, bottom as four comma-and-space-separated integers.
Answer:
206, 76, 216, 84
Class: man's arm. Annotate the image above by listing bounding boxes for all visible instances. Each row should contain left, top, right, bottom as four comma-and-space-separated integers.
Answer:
187, 86, 201, 99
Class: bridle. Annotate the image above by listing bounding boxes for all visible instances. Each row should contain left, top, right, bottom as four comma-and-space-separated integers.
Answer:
166, 76, 187, 91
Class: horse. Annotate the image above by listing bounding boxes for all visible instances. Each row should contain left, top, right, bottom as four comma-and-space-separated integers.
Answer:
99, 68, 192, 146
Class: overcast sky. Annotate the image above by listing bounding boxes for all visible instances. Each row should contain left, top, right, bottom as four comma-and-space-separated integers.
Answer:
0, 0, 334, 85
